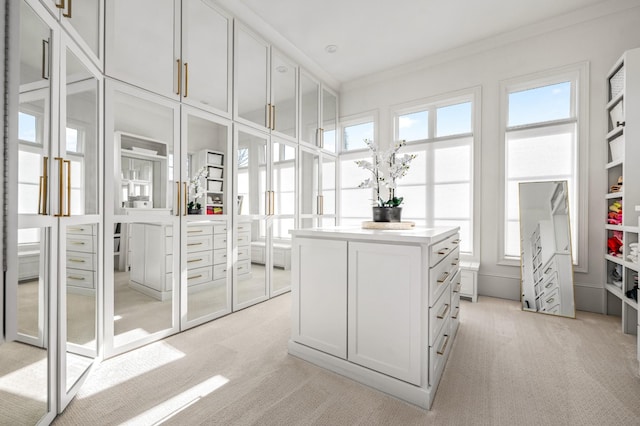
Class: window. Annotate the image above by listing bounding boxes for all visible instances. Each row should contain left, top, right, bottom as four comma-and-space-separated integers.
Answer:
273, 143, 295, 239
339, 152, 375, 226
392, 94, 477, 255
341, 113, 376, 152
501, 65, 587, 266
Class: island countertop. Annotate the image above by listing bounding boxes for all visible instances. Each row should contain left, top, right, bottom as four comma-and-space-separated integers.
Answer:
290, 225, 459, 245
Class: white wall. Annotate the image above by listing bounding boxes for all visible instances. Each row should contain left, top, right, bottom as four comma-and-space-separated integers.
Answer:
339, 5, 640, 312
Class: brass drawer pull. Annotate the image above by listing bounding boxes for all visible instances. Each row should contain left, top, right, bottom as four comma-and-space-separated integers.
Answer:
546, 297, 555, 304
188, 229, 204, 233
545, 281, 554, 288
187, 258, 203, 263
437, 271, 449, 283
188, 242, 203, 246
188, 274, 203, 280
437, 334, 450, 356
453, 283, 461, 293
437, 247, 450, 255
452, 308, 460, 320
437, 304, 450, 319
452, 239, 461, 244
69, 241, 86, 245
68, 258, 85, 263
68, 275, 85, 281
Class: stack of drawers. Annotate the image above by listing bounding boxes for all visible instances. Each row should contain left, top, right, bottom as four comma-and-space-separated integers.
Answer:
186, 223, 228, 291
539, 255, 561, 314
237, 222, 251, 279
427, 233, 460, 387
66, 224, 97, 295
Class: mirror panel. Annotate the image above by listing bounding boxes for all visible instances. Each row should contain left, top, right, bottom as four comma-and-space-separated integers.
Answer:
300, 149, 319, 215
322, 88, 337, 152
64, 0, 100, 60
300, 72, 319, 145
519, 181, 575, 317
235, 26, 268, 128
113, 221, 175, 347
64, 223, 98, 391
271, 51, 297, 138
322, 156, 336, 215
1, 227, 50, 424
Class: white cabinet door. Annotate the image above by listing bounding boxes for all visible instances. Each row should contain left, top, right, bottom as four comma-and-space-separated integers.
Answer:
321, 87, 338, 152
105, 0, 178, 100
292, 238, 347, 358
347, 242, 422, 385
234, 23, 269, 130
300, 71, 320, 146
270, 48, 297, 140
182, 0, 231, 116
60, 0, 102, 66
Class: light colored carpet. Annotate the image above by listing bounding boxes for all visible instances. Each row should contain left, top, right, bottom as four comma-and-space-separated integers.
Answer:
51, 295, 640, 425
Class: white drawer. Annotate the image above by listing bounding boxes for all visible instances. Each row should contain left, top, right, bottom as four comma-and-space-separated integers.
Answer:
451, 288, 461, 335
213, 224, 227, 235
237, 231, 250, 246
429, 282, 451, 346
187, 235, 213, 253
166, 254, 173, 274
66, 251, 95, 272
429, 233, 460, 267
429, 321, 451, 386
542, 287, 560, 311
66, 268, 96, 289
186, 250, 213, 269
449, 247, 460, 275
237, 259, 251, 276
67, 225, 96, 236
450, 269, 462, 295
187, 266, 212, 287
429, 252, 454, 306
542, 272, 559, 293
213, 234, 228, 247
213, 263, 228, 280
187, 225, 213, 236
213, 248, 227, 265
67, 234, 95, 253
238, 246, 250, 261
237, 222, 251, 233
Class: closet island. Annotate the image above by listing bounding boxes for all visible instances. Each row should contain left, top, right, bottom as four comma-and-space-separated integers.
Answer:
289, 226, 460, 409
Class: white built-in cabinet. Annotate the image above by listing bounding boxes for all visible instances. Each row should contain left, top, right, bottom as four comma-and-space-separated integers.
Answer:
105, 0, 232, 116
234, 23, 298, 141
8, 0, 103, 421
604, 49, 640, 363
290, 228, 461, 409
39, 0, 103, 68
7, 1, 339, 422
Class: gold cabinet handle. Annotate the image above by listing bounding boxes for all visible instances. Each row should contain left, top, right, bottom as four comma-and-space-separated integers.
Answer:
270, 191, 275, 215
41, 39, 49, 80
437, 271, 449, 283
188, 274, 202, 280
437, 303, 450, 319
68, 258, 86, 263
54, 157, 64, 217
452, 239, 461, 244
68, 275, 85, 281
42, 156, 49, 214
69, 241, 85, 245
56, 0, 64, 8
38, 176, 44, 215
317, 194, 323, 215
437, 334, 450, 356
453, 283, 461, 293
187, 258, 203, 263
176, 181, 180, 216
271, 104, 276, 130
62, 0, 72, 18
176, 59, 181, 95
184, 62, 189, 98
187, 242, 203, 246
266, 103, 271, 129
64, 159, 71, 216
183, 182, 187, 216
437, 247, 450, 255
452, 308, 460, 320
187, 229, 204, 233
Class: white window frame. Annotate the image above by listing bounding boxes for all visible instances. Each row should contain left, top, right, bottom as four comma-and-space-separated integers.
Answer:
391, 87, 481, 261
499, 63, 589, 271
340, 110, 378, 154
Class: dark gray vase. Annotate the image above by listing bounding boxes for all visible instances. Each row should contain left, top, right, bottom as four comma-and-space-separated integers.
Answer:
372, 207, 403, 223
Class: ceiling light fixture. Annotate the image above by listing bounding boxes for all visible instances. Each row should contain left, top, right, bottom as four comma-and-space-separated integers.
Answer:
325, 44, 338, 54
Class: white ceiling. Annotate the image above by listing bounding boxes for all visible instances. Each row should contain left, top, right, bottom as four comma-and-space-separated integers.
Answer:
234, 0, 612, 84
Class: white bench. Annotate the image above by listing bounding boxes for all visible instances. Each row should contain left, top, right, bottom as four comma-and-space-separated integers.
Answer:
459, 261, 479, 302
250, 241, 292, 270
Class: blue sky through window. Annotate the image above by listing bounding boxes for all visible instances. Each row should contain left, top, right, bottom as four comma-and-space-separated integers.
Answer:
399, 111, 428, 142
509, 81, 571, 127
18, 112, 37, 143
343, 121, 373, 150
437, 102, 471, 137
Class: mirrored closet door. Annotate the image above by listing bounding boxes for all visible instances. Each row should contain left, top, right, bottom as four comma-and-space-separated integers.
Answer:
180, 106, 232, 329
104, 80, 180, 358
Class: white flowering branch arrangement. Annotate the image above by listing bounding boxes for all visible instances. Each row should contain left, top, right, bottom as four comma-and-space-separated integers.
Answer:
188, 166, 208, 210
355, 139, 416, 207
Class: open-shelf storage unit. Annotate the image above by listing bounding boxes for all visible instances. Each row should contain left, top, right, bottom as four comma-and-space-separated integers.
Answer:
604, 49, 640, 347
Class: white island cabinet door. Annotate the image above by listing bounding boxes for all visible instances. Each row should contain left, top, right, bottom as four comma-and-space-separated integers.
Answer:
348, 242, 422, 385
292, 238, 347, 358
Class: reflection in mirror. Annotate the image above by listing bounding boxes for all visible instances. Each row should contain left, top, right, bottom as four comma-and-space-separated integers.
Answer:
519, 181, 575, 317
237, 218, 267, 305
271, 218, 293, 294
322, 89, 337, 152
65, 224, 98, 391
186, 221, 229, 322
300, 150, 319, 215
113, 222, 174, 347
65, 48, 99, 216
271, 52, 296, 138
300, 73, 319, 144
0, 227, 49, 424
